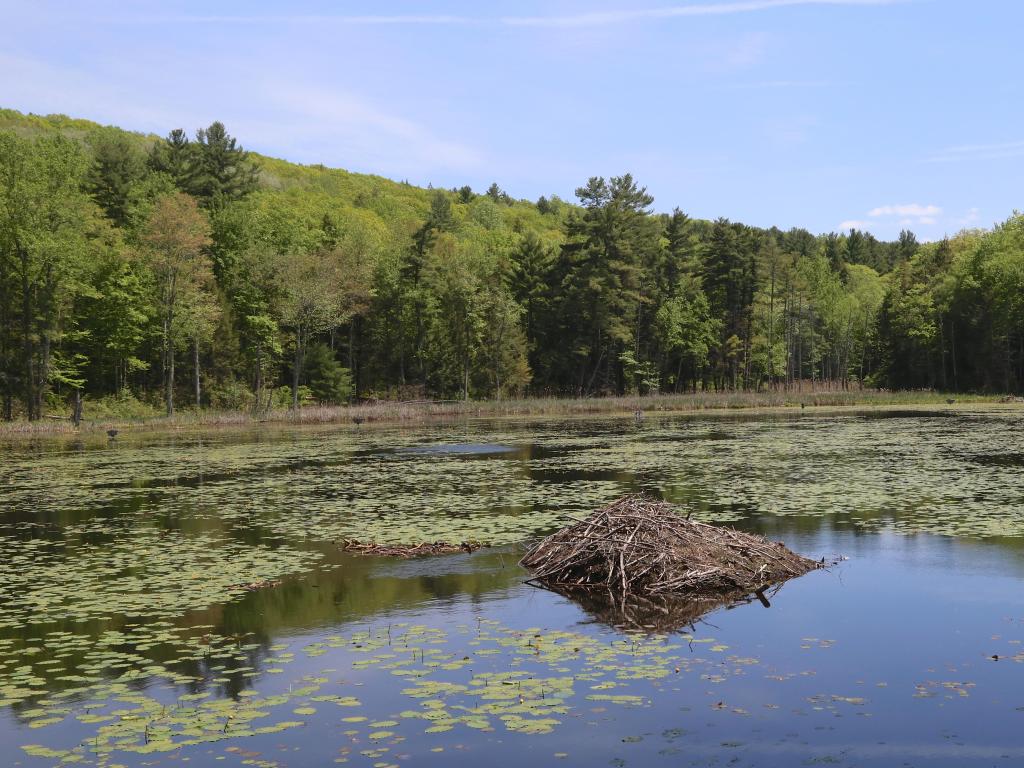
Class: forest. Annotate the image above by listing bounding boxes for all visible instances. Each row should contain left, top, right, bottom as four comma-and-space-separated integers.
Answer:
1, 108, 1022, 421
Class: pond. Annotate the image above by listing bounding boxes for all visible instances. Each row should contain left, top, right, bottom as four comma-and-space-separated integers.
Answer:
2, 408, 1024, 767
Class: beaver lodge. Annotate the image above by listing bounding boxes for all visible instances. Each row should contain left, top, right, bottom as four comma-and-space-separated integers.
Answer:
520, 496, 822, 630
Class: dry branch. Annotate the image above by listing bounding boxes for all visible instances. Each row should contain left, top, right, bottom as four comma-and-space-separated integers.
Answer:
341, 539, 486, 558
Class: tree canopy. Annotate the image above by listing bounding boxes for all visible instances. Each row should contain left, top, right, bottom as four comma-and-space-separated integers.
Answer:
1, 108, 1021, 421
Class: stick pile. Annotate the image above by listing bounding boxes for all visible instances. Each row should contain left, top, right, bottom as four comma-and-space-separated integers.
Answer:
520, 496, 819, 599
341, 539, 485, 558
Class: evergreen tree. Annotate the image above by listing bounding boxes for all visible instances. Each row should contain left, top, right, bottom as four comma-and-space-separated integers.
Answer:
554, 174, 659, 393
303, 343, 352, 404
86, 128, 148, 227
148, 128, 196, 190
190, 122, 259, 206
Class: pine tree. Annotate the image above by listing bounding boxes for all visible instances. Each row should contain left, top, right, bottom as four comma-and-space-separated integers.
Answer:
190, 122, 259, 206
86, 129, 148, 227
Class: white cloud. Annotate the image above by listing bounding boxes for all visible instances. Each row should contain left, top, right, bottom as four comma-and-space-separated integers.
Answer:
501, 0, 905, 27
132, 1, 908, 28
726, 79, 830, 89
926, 140, 1024, 163
257, 82, 483, 175
868, 204, 942, 218
0, 52, 182, 133
839, 219, 873, 230
952, 207, 983, 229
839, 204, 984, 240
0, 53, 483, 180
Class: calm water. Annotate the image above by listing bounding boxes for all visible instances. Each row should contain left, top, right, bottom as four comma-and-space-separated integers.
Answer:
2, 409, 1024, 767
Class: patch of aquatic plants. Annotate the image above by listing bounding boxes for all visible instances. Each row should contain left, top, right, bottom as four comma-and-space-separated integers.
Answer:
1, 622, 272, 718
6, 412, 1024, 767
0, 525, 320, 630
8, 413, 1024, 555
17, 618, 759, 765
525, 413, 1024, 538
0, 428, 628, 545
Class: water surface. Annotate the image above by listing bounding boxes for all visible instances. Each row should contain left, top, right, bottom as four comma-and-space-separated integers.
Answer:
2, 409, 1024, 767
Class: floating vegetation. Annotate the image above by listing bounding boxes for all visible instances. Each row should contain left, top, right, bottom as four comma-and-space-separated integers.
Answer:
341, 539, 487, 557
0, 526, 320, 630
0, 622, 278, 722
5, 412, 1024, 764
13, 618, 757, 764
8, 411, 1024, 551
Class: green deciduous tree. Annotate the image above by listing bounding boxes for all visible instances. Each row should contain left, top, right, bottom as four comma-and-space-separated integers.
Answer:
0, 132, 97, 419
138, 192, 214, 415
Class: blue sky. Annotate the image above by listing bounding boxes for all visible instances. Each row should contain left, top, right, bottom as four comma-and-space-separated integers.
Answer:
1, 0, 1020, 240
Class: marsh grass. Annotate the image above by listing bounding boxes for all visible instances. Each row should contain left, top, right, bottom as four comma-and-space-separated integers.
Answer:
0, 388, 1006, 437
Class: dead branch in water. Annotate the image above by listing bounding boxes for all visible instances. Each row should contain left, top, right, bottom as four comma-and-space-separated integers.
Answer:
341, 539, 487, 558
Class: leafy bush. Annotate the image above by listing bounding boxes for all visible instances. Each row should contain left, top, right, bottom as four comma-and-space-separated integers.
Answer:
206, 380, 255, 411
83, 390, 162, 420
271, 385, 313, 409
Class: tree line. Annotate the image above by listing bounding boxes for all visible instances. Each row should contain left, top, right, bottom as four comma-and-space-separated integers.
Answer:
1, 110, 1021, 420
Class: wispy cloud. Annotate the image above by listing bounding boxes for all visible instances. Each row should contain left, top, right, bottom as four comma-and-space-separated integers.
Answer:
839, 203, 945, 233
725, 79, 831, 89
926, 139, 1024, 163
0, 52, 182, 133
837, 203, 990, 240
838, 219, 873, 230
131, 1, 907, 27
0, 53, 483, 180
952, 207, 983, 229
258, 83, 484, 175
501, 0, 906, 28
868, 204, 942, 218
144, 14, 479, 26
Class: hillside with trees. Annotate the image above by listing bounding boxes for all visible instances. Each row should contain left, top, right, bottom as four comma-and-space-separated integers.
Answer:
0, 108, 1021, 421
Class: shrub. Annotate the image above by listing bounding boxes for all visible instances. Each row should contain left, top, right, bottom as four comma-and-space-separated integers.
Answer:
206, 380, 255, 411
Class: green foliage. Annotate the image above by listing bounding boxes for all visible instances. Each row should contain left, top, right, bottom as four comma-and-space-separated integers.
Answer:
303, 343, 352, 404
81, 389, 163, 420
653, 275, 720, 390
205, 378, 255, 410
3, 106, 1024, 425
85, 127, 148, 226
149, 122, 258, 207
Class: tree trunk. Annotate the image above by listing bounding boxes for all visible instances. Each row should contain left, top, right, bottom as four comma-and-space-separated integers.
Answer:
349, 320, 357, 400
19, 242, 36, 420
71, 389, 83, 427
36, 331, 50, 419
253, 338, 263, 413
951, 321, 958, 391
291, 325, 304, 410
193, 337, 201, 408
939, 315, 948, 391
167, 342, 175, 416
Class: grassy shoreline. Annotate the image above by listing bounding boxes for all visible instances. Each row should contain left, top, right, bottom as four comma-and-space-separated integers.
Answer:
0, 390, 1017, 439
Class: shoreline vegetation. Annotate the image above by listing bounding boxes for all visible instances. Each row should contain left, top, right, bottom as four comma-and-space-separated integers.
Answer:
1, 389, 1018, 438
5, 110, 1024, 434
